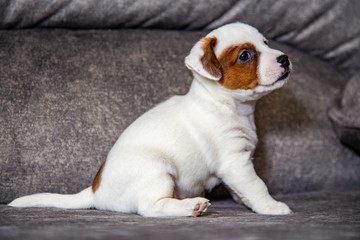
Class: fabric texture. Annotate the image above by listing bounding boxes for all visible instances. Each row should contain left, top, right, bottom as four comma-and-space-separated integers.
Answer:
1, 190, 359, 240
329, 72, 360, 153
0, 0, 359, 74
1, 29, 359, 204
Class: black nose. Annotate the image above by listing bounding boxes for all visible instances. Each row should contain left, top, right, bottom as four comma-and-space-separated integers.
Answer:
277, 55, 289, 68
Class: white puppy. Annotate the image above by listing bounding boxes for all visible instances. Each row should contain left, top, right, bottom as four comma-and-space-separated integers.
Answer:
9, 22, 292, 217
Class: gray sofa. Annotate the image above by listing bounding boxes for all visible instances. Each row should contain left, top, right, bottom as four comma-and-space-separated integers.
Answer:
1, 0, 360, 239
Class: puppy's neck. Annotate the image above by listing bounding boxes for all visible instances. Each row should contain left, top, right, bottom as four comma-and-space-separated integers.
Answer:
235, 101, 256, 116
188, 74, 257, 117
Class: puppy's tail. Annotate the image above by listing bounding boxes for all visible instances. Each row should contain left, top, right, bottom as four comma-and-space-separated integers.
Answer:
8, 187, 94, 209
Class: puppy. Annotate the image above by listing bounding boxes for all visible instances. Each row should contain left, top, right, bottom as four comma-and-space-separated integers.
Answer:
9, 22, 292, 217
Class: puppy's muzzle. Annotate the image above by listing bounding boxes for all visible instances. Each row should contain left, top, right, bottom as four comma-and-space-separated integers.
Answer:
277, 55, 290, 81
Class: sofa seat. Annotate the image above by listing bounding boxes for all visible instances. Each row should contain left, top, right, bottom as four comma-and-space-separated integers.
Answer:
1, 190, 359, 240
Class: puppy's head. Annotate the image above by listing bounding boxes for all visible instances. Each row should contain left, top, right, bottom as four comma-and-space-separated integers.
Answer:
185, 22, 291, 99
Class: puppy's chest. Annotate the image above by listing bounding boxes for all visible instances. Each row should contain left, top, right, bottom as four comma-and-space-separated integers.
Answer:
212, 112, 258, 151
172, 111, 258, 198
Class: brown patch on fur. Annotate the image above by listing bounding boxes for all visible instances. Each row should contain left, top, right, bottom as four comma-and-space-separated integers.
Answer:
92, 159, 107, 193
218, 43, 259, 90
200, 37, 222, 79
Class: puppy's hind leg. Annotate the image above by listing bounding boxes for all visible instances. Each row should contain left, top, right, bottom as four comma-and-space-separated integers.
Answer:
136, 172, 210, 217
139, 197, 211, 217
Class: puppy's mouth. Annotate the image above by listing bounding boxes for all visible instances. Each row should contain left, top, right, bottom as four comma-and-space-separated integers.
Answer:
276, 68, 290, 82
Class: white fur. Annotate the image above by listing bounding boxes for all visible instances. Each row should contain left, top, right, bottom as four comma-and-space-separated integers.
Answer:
9, 22, 291, 217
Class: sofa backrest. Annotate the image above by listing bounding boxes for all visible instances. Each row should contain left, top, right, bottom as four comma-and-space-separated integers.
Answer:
0, 0, 359, 74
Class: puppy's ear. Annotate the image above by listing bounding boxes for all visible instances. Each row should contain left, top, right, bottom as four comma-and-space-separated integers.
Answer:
185, 37, 222, 81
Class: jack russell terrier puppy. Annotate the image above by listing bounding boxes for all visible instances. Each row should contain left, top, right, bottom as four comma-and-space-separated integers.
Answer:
9, 22, 292, 217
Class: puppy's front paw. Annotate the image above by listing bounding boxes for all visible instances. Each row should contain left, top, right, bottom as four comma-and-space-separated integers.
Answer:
254, 200, 292, 215
191, 197, 211, 217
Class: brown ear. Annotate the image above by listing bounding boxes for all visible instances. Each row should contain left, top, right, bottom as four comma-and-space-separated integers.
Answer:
200, 37, 222, 79
185, 36, 222, 81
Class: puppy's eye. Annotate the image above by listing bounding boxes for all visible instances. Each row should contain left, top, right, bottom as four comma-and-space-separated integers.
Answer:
239, 51, 252, 62
264, 40, 269, 45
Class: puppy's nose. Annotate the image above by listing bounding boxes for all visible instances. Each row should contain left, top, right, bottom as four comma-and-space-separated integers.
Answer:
276, 55, 289, 68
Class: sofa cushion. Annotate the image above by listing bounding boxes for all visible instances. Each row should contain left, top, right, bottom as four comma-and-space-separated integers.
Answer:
329, 72, 360, 153
0, 29, 359, 204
